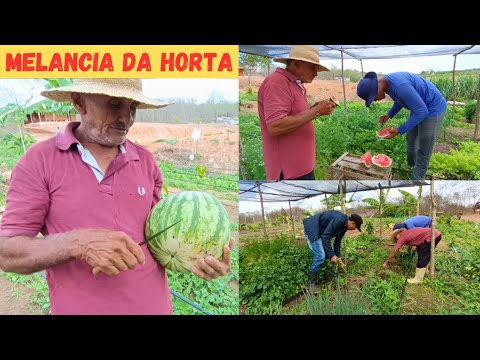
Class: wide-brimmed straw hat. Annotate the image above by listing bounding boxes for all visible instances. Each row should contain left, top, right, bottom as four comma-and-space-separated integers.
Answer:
390, 228, 406, 242
273, 45, 329, 72
41, 79, 170, 109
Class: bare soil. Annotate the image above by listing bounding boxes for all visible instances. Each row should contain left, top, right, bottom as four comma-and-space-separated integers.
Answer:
0, 275, 46, 315
24, 121, 239, 172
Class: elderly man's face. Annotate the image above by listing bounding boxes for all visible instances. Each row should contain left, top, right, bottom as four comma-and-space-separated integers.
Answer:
72, 93, 138, 146
294, 60, 318, 83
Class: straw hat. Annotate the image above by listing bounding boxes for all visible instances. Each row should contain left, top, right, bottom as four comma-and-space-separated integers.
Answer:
273, 45, 329, 72
41, 79, 170, 109
390, 228, 406, 242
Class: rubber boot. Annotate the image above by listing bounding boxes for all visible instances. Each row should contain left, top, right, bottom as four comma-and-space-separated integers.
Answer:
308, 272, 320, 293
407, 267, 427, 284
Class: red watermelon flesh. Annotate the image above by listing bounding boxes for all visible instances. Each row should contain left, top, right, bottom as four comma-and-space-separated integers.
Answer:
372, 154, 392, 168
330, 96, 340, 106
359, 151, 372, 167
377, 128, 392, 138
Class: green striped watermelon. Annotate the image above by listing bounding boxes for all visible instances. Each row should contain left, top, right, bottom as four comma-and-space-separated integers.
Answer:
145, 191, 231, 273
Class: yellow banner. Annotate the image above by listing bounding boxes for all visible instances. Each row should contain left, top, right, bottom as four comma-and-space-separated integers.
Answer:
0, 45, 238, 78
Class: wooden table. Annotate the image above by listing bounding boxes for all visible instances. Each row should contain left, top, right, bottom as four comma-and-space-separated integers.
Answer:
331, 152, 392, 180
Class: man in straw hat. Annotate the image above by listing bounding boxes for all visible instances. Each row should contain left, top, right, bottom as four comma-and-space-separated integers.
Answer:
356, 71, 447, 180
383, 227, 442, 284
0, 79, 234, 315
258, 45, 335, 180
303, 210, 363, 292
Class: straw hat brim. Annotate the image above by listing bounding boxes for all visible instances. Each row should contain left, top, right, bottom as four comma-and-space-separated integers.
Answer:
273, 57, 329, 72
390, 228, 406, 242
41, 84, 171, 109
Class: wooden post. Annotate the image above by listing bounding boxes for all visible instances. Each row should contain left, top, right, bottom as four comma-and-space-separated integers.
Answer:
474, 73, 480, 141
417, 185, 423, 216
339, 179, 347, 270
430, 178, 436, 277
257, 182, 268, 239
451, 55, 457, 120
288, 200, 296, 240
360, 59, 364, 77
341, 50, 348, 121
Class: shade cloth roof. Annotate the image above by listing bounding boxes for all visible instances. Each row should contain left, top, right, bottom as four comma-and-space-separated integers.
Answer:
239, 45, 480, 61
239, 180, 429, 203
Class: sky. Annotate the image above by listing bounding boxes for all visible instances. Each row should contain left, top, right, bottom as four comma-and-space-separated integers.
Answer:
320, 54, 480, 74
0, 78, 239, 108
239, 181, 480, 215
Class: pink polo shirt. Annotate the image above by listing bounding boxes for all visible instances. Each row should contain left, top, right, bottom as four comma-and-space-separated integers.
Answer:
0, 122, 173, 315
394, 228, 441, 251
258, 68, 316, 180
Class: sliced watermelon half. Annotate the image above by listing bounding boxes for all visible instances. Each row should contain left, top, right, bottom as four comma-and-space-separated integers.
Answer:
329, 95, 340, 106
376, 128, 392, 138
359, 151, 372, 168
372, 154, 392, 168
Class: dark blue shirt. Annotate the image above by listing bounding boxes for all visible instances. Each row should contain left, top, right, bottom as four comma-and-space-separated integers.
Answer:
303, 210, 347, 259
385, 72, 447, 135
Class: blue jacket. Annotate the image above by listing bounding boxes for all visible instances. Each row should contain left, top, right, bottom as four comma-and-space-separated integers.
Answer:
385, 72, 447, 135
303, 210, 347, 259
404, 215, 432, 229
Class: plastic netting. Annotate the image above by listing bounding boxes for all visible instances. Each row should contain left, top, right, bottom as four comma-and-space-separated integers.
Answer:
239, 180, 429, 202
239, 45, 480, 60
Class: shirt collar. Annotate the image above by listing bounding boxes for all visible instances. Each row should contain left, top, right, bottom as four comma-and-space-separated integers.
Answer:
56, 121, 138, 160
275, 68, 306, 94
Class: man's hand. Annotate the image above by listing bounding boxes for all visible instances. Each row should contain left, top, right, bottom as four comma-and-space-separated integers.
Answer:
379, 114, 390, 126
73, 229, 145, 276
330, 255, 338, 264
383, 128, 399, 139
191, 238, 235, 281
311, 100, 335, 117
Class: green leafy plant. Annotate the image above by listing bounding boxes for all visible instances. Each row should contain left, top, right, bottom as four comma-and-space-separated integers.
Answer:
365, 219, 375, 234
304, 281, 369, 315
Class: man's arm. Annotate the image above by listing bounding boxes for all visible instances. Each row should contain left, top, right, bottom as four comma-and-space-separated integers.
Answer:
383, 248, 400, 267
321, 219, 341, 260
267, 100, 333, 137
333, 230, 347, 258
0, 230, 146, 275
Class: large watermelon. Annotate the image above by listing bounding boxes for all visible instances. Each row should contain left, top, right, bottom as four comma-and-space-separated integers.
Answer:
359, 151, 372, 168
376, 128, 392, 138
145, 191, 231, 273
372, 154, 392, 168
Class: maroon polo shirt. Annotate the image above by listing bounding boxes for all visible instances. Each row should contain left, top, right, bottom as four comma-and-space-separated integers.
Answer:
395, 227, 441, 251
258, 68, 316, 180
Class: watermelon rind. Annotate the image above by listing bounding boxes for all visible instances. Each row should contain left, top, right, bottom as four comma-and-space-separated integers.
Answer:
330, 96, 340, 106
145, 191, 231, 273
